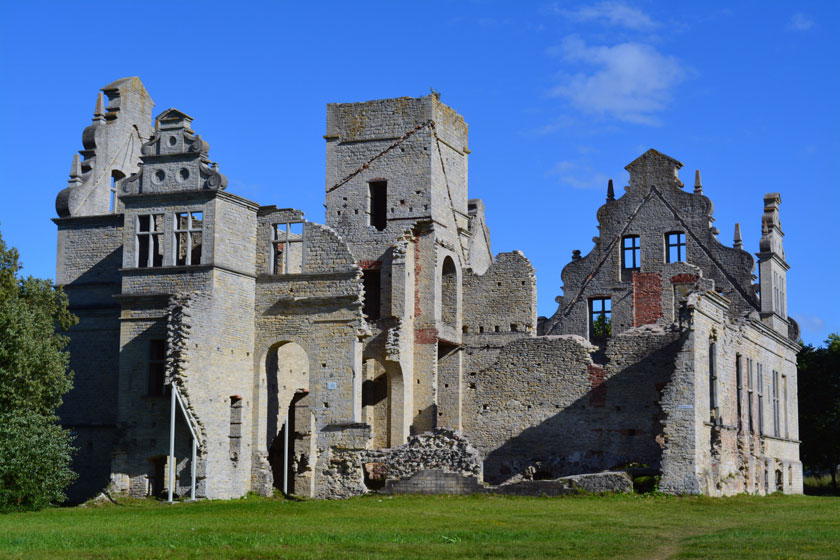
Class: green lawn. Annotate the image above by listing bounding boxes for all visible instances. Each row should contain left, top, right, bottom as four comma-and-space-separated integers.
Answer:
1, 493, 838, 559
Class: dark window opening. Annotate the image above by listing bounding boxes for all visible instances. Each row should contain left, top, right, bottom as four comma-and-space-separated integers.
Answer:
709, 341, 718, 423
175, 212, 203, 266
589, 297, 612, 340
137, 214, 164, 268
369, 181, 387, 231
362, 269, 381, 321
757, 363, 765, 435
149, 456, 166, 497
147, 339, 166, 396
666, 232, 686, 263
229, 396, 243, 463
736, 355, 743, 432
441, 257, 457, 327
622, 235, 641, 270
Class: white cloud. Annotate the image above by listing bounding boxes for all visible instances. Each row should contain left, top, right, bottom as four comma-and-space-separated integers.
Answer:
788, 13, 815, 32
549, 36, 687, 125
792, 313, 825, 333
555, 1, 658, 30
548, 160, 610, 190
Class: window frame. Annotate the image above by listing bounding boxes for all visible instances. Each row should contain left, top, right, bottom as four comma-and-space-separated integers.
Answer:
589, 297, 612, 340
272, 221, 305, 275
621, 235, 641, 270
173, 211, 203, 266
136, 213, 164, 268
665, 231, 686, 263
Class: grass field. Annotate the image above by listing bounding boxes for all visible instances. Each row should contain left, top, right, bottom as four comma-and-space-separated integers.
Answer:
1, 493, 838, 559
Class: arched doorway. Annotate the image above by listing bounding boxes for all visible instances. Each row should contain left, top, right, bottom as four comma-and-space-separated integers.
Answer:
265, 341, 312, 495
362, 359, 406, 448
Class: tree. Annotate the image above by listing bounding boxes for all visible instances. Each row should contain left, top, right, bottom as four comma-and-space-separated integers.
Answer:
0, 229, 77, 511
797, 333, 840, 489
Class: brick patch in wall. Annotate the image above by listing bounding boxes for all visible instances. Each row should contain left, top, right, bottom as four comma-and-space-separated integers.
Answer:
358, 260, 381, 269
588, 364, 607, 407
633, 271, 662, 327
670, 273, 699, 284
415, 327, 438, 345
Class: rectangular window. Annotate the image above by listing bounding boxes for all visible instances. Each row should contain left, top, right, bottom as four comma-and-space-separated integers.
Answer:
709, 341, 718, 422
757, 363, 764, 435
782, 374, 788, 438
272, 221, 304, 274
174, 212, 203, 266
665, 232, 686, 263
622, 235, 641, 270
148, 339, 166, 396
747, 358, 754, 433
589, 297, 612, 339
136, 214, 164, 268
229, 396, 243, 463
772, 370, 780, 437
362, 269, 381, 321
369, 181, 387, 231
736, 354, 743, 432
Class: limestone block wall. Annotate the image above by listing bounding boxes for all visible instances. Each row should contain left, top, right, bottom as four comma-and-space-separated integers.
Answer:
252, 218, 365, 497
54, 214, 125, 502
463, 328, 685, 485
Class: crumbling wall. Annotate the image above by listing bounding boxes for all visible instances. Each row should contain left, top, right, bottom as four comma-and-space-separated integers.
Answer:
463, 328, 684, 484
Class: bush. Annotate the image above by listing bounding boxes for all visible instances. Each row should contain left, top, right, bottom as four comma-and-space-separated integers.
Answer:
0, 412, 76, 512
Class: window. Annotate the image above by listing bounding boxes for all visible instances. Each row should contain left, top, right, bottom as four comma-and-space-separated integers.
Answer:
589, 298, 612, 339
665, 232, 686, 263
174, 212, 203, 266
757, 363, 764, 435
110, 170, 125, 213
782, 374, 788, 438
747, 358, 754, 433
362, 269, 381, 321
622, 235, 641, 270
772, 370, 780, 437
736, 355, 743, 432
137, 214, 164, 268
709, 341, 718, 422
148, 339, 166, 396
229, 396, 243, 463
272, 222, 304, 274
441, 256, 457, 326
369, 181, 387, 231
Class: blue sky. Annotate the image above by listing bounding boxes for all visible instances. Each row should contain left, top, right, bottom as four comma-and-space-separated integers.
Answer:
0, 1, 837, 346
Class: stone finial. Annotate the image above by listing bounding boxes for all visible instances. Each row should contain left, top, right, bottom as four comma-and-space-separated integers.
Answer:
606, 179, 615, 202
572, 250, 581, 260
734, 223, 743, 250
93, 91, 106, 121
694, 169, 703, 194
69, 153, 81, 182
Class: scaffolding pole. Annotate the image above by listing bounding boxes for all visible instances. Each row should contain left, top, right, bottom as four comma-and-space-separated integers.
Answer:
168, 386, 176, 503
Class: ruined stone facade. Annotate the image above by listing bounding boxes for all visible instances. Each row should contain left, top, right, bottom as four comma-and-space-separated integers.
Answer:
55, 78, 802, 501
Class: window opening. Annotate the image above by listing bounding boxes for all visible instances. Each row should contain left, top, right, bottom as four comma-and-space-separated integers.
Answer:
148, 339, 166, 396
229, 396, 243, 463
589, 297, 612, 340
369, 181, 387, 231
137, 214, 164, 268
622, 235, 641, 270
736, 354, 743, 432
272, 222, 304, 274
110, 170, 125, 213
665, 232, 686, 263
174, 212, 203, 266
709, 341, 718, 422
441, 256, 457, 327
362, 269, 381, 321
772, 370, 780, 437
747, 358, 754, 433
782, 374, 788, 438
757, 363, 764, 435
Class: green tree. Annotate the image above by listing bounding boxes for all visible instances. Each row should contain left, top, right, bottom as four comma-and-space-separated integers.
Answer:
0, 230, 77, 511
797, 333, 840, 489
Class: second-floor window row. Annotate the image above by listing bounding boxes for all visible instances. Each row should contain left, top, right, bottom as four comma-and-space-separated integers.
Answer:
136, 212, 203, 268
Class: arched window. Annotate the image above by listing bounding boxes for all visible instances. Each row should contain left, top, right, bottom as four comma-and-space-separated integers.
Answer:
441, 256, 457, 326
110, 170, 125, 212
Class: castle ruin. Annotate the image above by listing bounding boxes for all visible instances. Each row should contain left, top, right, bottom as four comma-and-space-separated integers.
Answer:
54, 78, 802, 500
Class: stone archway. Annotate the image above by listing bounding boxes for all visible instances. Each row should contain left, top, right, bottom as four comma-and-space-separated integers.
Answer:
265, 341, 314, 496
362, 359, 407, 448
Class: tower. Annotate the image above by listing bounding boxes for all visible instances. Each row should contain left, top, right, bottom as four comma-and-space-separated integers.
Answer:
756, 193, 789, 334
